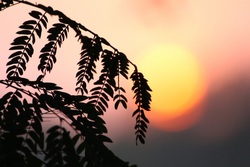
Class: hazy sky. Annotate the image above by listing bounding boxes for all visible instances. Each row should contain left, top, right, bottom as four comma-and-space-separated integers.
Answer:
1, 0, 250, 166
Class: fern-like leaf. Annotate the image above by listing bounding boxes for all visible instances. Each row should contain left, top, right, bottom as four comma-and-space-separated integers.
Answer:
6, 10, 48, 79
113, 52, 129, 109
114, 87, 128, 109
117, 52, 129, 79
88, 75, 114, 114
88, 50, 118, 114
130, 70, 152, 145
75, 35, 102, 94
38, 23, 69, 75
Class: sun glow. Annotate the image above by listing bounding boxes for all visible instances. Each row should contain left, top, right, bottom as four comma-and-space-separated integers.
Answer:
137, 44, 206, 131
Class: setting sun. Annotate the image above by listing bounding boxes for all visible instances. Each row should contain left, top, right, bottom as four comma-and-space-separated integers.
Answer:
137, 44, 206, 131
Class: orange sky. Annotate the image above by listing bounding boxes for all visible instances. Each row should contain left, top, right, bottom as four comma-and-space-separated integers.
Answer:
3, 1, 250, 166
2, 0, 250, 146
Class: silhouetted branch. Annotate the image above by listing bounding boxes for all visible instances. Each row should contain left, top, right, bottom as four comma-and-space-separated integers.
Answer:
0, 1, 150, 166
13, 0, 138, 69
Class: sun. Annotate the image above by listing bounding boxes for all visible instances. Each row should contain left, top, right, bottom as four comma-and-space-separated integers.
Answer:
136, 44, 206, 131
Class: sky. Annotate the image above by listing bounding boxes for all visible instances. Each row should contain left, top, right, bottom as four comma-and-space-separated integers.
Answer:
1, 0, 250, 166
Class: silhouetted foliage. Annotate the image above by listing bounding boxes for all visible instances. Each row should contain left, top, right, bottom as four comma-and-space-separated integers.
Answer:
0, 1, 152, 166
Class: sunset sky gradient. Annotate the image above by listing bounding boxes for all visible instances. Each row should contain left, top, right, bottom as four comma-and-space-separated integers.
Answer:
1, 0, 250, 166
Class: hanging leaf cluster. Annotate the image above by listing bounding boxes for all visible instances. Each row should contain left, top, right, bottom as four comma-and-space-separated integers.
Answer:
76, 35, 102, 94
6, 10, 48, 79
38, 23, 69, 76
131, 71, 152, 145
0, 0, 152, 166
88, 50, 129, 114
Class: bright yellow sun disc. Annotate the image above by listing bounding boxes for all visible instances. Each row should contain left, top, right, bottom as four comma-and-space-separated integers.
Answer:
137, 44, 206, 131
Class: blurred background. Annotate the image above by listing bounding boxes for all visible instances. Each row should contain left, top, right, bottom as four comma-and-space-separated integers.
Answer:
1, 0, 250, 166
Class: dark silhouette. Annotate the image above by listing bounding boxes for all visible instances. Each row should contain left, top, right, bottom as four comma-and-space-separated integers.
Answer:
0, 1, 152, 166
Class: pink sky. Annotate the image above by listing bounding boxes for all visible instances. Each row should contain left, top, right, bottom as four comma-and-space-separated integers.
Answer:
3, 0, 249, 85
2, 0, 250, 147
2, 1, 250, 166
